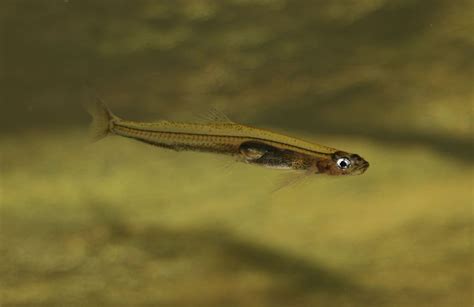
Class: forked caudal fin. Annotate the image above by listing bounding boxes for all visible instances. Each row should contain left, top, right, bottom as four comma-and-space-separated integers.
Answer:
84, 98, 115, 142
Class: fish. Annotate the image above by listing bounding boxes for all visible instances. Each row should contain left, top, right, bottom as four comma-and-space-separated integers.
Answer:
85, 99, 369, 176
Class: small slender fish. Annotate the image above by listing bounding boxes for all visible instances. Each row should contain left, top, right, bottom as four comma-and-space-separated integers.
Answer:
86, 100, 369, 176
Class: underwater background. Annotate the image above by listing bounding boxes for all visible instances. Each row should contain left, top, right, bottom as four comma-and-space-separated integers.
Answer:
1, 1, 472, 306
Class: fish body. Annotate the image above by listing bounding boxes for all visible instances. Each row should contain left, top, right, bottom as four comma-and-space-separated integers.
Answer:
86, 100, 369, 176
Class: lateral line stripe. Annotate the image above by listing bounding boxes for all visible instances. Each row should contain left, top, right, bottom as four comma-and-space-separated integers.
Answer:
114, 123, 332, 157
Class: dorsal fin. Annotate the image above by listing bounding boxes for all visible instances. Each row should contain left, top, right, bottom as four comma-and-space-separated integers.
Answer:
194, 106, 235, 124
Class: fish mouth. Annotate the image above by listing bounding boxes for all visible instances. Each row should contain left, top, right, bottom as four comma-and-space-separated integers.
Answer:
356, 161, 370, 174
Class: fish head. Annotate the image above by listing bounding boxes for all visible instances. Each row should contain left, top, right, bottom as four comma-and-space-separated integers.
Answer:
316, 151, 369, 176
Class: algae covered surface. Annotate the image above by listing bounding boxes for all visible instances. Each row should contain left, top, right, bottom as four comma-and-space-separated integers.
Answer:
1, 1, 473, 306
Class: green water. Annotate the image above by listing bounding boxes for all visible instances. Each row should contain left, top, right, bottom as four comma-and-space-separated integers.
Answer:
1, 1, 473, 306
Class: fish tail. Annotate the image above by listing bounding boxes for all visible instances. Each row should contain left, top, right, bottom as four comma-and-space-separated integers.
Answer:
84, 97, 115, 142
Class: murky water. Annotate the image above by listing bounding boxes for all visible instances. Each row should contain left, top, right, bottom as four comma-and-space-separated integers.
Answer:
1, 1, 473, 306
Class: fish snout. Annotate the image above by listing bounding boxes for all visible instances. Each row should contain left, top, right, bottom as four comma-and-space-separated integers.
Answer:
350, 154, 369, 172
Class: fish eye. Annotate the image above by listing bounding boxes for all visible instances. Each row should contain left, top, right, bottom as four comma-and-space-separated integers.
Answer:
336, 157, 351, 169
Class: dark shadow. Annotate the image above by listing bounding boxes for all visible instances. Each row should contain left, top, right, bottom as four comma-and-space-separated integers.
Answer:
1, 203, 387, 305
79, 203, 385, 306
2, 0, 471, 163
259, 97, 473, 162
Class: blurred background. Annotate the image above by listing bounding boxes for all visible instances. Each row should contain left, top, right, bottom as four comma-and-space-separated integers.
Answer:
1, 0, 472, 306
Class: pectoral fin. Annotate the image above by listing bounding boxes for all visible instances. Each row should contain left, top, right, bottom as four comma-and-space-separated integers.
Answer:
272, 170, 313, 193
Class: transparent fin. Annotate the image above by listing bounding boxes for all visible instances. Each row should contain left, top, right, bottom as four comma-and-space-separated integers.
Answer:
271, 170, 313, 193
83, 97, 114, 143
193, 106, 234, 124
214, 156, 239, 174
